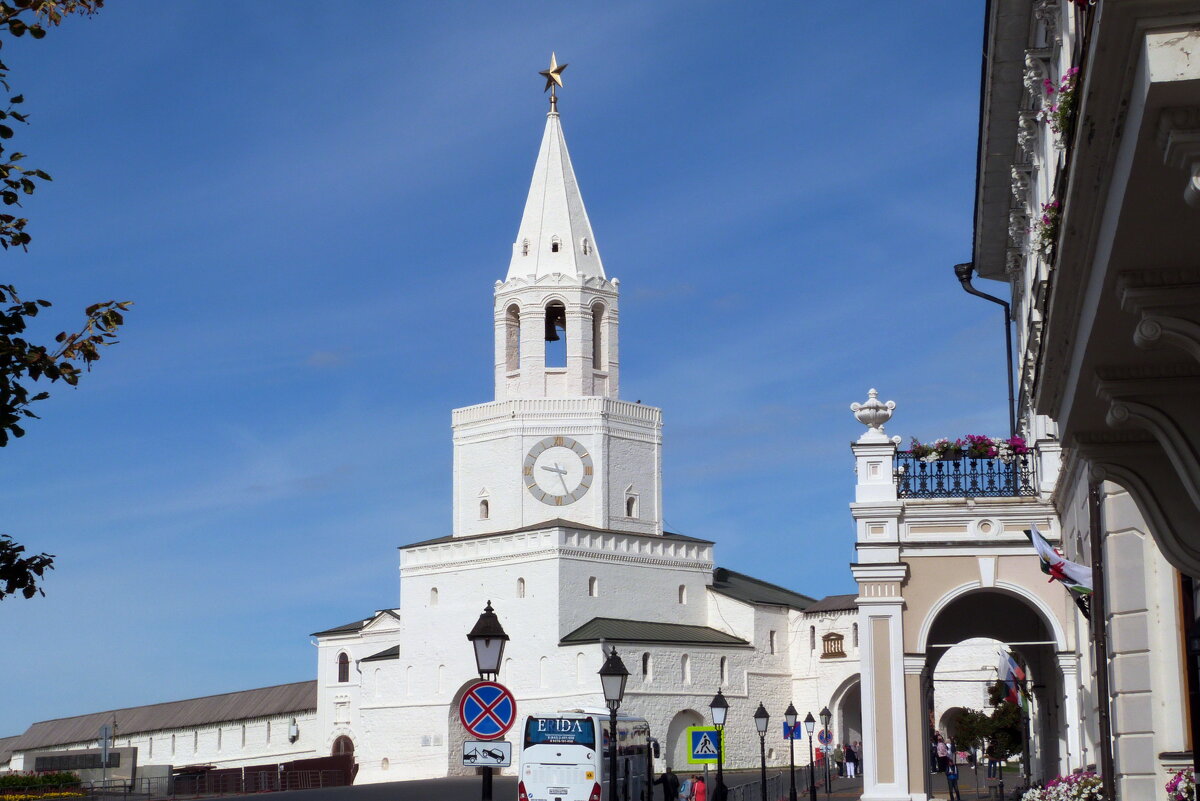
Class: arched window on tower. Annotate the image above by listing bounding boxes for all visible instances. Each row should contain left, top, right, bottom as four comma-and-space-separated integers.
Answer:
550, 236, 561, 253
581, 238, 592, 256
479, 499, 489, 520
809, 626, 816, 651
505, 304, 521, 372
853, 622, 859, 648
430, 587, 439, 606
521, 239, 529, 256
719, 656, 728, 685
642, 652, 652, 682
678, 585, 687, 604
517, 577, 526, 598
544, 301, 566, 368
626, 493, 639, 518
588, 576, 599, 597
337, 652, 349, 683
591, 302, 605, 370
681, 653, 691, 684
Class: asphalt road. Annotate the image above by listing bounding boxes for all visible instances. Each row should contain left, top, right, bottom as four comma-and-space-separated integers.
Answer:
210, 769, 833, 801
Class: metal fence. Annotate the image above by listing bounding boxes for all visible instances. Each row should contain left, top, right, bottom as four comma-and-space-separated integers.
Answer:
3, 770, 346, 801
894, 450, 1037, 499
724, 772, 784, 801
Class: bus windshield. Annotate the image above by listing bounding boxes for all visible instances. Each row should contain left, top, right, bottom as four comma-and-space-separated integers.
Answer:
523, 717, 597, 750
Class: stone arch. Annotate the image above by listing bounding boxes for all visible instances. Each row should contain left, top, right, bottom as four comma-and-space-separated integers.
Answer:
665, 709, 705, 771
938, 707, 969, 742
829, 672, 863, 746
916, 581, 1068, 654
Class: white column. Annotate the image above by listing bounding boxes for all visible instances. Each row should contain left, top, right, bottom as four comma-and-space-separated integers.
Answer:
1058, 652, 1081, 775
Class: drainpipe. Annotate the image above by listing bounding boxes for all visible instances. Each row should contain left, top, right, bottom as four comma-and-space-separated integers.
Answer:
954, 262, 1016, 438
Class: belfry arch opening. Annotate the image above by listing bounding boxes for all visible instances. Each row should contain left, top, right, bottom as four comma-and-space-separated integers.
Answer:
591, 302, 605, 370
544, 301, 566, 368
505, 304, 520, 372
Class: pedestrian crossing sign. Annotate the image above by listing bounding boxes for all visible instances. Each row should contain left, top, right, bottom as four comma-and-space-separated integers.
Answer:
685, 726, 724, 764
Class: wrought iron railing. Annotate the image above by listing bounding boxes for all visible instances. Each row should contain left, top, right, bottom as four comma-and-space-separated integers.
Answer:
894, 451, 1037, 499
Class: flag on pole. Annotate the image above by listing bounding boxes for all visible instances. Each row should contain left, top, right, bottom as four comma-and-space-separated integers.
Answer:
997, 650, 1029, 706
1026, 525, 1093, 616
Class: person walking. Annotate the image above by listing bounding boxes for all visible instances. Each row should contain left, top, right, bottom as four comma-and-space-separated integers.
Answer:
986, 741, 1001, 779
844, 742, 858, 779
833, 743, 844, 777
692, 775, 707, 801
677, 773, 692, 801
945, 755, 962, 801
935, 734, 950, 774
653, 767, 681, 801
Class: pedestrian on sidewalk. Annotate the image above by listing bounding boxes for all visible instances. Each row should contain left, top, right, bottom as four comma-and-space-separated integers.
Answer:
691, 775, 706, 801
677, 774, 692, 801
945, 756, 962, 801
833, 743, 844, 777
844, 742, 858, 779
652, 766, 680, 801
935, 734, 950, 774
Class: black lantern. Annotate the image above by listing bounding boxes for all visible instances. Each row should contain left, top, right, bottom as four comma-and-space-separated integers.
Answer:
598, 647, 629, 711
784, 703, 799, 801
819, 707, 832, 731
754, 702, 770, 736
803, 712, 816, 736
466, 601, 509, 679
709, 689, 729, 727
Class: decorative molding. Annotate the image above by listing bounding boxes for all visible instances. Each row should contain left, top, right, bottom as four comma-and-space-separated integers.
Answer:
902, 655, 927, 675
1134, 314, 1200, 363
1156, 107, 1200, 208
1009, 209, 1029, 249
1033, 0, 1061, 40
851, 388, 896, 443
1011, 165, 1031, 210
1017, 111, 1040, 162
1023, 50, 1051, 105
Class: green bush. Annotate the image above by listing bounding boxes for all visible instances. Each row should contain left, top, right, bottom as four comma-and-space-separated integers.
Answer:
0, 774, 81, 789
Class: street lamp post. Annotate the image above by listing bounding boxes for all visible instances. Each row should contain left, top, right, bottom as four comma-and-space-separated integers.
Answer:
709, 690, 729, 801
804, 712, 817, 801
598, 647, 629, 801
820, 707, 832, 796
754, 703, 770, 801
466, 601, 509, 801
784, 704, 799, 801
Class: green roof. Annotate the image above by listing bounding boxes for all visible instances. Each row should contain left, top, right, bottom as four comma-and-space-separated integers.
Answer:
561, 617, 750, 647
361, 645, 399, 663
710, 567, 817, 611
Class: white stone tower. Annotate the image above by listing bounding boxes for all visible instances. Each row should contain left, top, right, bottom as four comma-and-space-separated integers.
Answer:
451, 85, 662, 538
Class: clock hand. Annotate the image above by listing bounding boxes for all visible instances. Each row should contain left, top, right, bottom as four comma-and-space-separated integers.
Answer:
541, 464, 567, 475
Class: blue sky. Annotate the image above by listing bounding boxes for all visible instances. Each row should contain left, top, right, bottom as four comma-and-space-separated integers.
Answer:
1, 1, 1002, 734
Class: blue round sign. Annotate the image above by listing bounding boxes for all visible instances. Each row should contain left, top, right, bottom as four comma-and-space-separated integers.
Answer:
458, 681, 517, 740
817, 728, 832, 745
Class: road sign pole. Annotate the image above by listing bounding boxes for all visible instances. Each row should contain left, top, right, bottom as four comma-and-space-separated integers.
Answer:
481, 765, 492, 801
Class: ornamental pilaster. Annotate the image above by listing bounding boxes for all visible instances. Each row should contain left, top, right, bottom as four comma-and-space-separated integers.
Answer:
1156, 107, 1200, 208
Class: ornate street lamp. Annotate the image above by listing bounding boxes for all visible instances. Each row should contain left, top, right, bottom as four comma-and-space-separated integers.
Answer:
804, 712, 817, 801
465, 601, 509, 801
709, 690, 729, 801
598, 647, 629, 801
784, 703, 799, 801
466, 600, 509, 680
819, 707, 832, 795
754, 703, 770, 801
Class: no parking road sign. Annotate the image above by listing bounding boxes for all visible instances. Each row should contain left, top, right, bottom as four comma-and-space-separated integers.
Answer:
458, 680, 517, 740
817, 729, 832, 746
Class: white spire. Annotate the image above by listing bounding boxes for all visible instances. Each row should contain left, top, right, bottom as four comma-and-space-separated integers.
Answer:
506, 110, 605, 281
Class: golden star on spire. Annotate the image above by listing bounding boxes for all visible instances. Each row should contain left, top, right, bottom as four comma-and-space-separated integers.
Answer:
539, 52, 567, 107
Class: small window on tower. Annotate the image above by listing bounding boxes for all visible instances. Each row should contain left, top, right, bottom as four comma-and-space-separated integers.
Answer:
626, 495, 638, 518
337, 652, 349, 683
505, 304, 521, 372
551, 237, 561, 253
479, 499, 489, 520
522, 239, 529, 256
430, 587, 439, 606
582, 238, 592, 255
588, 576, 599, 597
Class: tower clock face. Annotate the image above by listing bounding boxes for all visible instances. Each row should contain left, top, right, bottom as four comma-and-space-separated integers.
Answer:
524, 436, 593, 506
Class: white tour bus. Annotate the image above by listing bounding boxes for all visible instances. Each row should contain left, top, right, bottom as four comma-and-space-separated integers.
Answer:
517, 709, 657, 801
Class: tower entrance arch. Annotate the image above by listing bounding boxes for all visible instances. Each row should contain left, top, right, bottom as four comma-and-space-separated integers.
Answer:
847, 392, 1080, 800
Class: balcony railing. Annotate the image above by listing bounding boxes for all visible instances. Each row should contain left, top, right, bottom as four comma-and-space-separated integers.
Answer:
894, 450, 1037, 499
